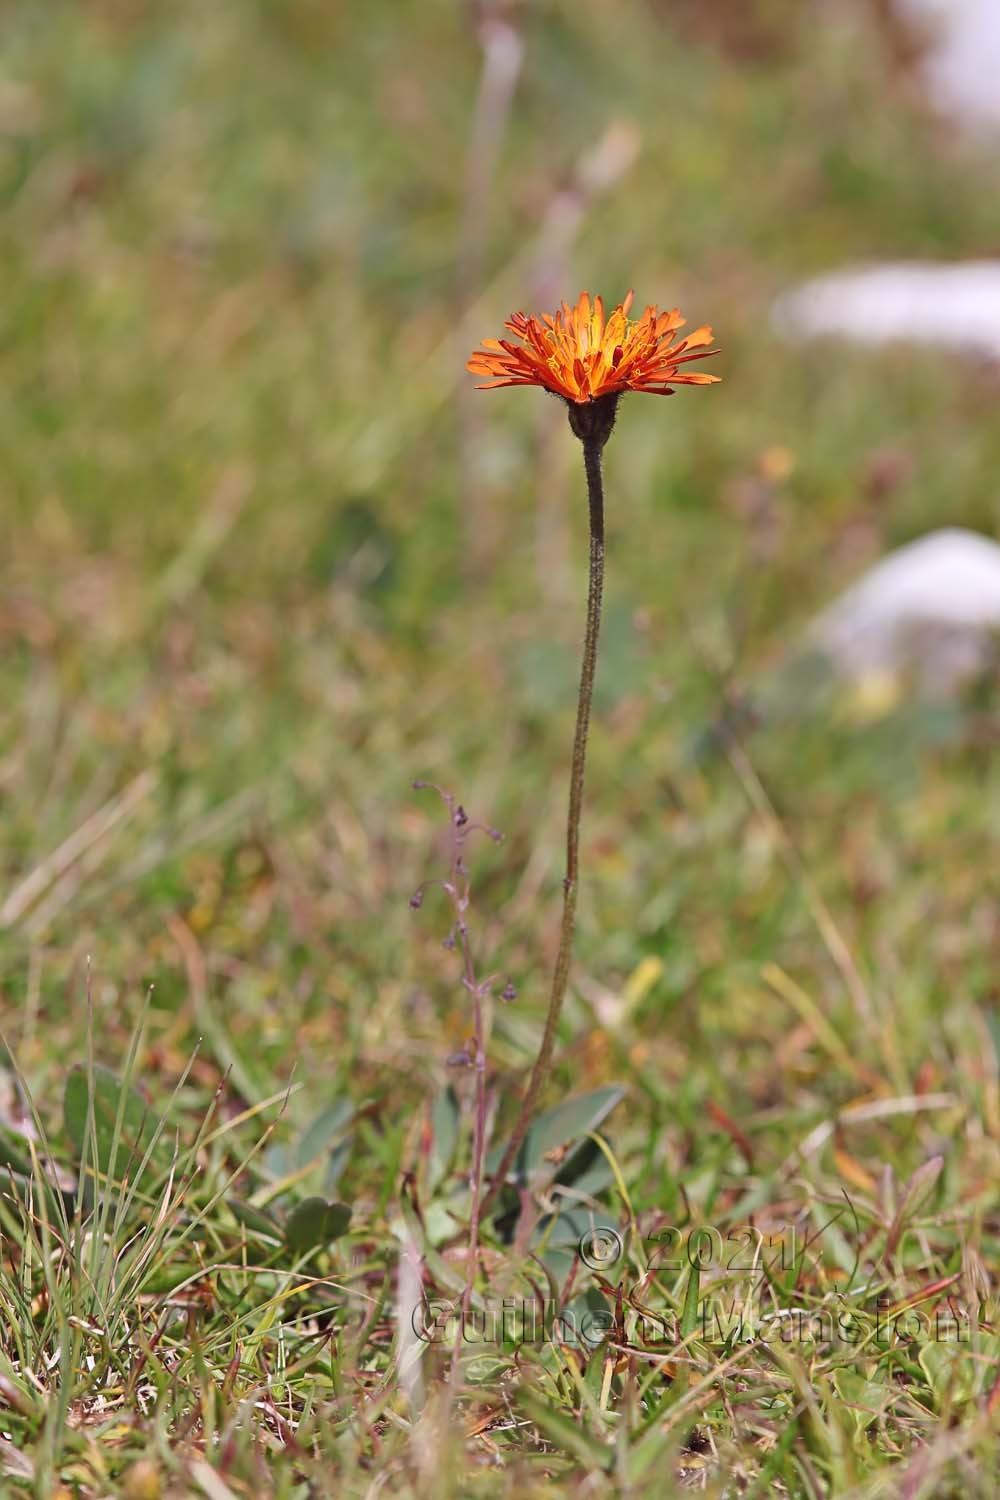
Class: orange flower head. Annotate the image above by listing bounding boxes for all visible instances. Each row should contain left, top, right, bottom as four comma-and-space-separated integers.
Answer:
467, 290, 720, 407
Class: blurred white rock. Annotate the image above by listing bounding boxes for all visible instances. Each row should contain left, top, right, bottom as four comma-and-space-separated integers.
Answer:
814, 528, 1000, 693
773, 261, 1000, 360
897, 0, 1000, 132
774, 3, 1000, 354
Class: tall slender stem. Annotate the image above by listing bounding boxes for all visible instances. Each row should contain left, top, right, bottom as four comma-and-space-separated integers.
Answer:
480, 434, 605, 1216
453, 950, 486, 1381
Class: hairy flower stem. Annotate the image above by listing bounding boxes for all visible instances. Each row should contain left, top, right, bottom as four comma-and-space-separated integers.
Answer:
481, 432, 606, 1217
453, 955, 487, 1383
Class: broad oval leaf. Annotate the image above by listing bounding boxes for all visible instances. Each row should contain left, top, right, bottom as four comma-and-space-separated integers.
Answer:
284, 1196, 352, 1253
486, 1085, 626, 1185
428, 1086, 460, 1190
63, 1064, 162, 1187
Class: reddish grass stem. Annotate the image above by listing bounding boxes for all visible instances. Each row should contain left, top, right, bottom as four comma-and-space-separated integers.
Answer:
452, 832, 488, 1381
410, 785, 502, 1382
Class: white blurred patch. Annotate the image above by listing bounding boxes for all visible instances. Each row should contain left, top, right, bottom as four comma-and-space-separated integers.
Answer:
814, 528, 1000, 692
898, 0, 1000, 131
773, 261, 1000, 360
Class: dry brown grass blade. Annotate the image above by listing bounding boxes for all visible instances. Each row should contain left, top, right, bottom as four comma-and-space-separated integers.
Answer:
0, 769, 158, 929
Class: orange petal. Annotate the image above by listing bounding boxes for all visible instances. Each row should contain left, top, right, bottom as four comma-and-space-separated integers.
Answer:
474, 378, 544, 389
672, 325, 714, 350
654, 309, 685, 337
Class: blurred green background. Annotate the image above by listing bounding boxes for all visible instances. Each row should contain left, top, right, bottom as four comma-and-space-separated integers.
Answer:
2, 0, 999, 1161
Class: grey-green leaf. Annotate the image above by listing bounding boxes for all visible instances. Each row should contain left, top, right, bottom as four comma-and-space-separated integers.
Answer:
63, 1064, 161, 1187
284, 1196, 352, 1252
486, 1085, 626, 1185
428, 1086, 460, 1190
296, 1099, 355, 1170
